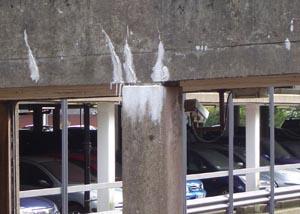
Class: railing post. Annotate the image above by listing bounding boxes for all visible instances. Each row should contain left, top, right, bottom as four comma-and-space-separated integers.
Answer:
228, 92, 234, 214
269, 86, 275, 214
61, 100, 68, 214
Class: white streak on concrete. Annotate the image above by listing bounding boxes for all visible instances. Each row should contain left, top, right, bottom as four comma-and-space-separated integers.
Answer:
123, 39, 137, 83
24, 30, 40, 82
102, 29, 123, 83
123, 85, 165, 123
285, 38, 291, 51
57, 8, 63, 14
290, 19, 294, 32
151, 40, 169, 82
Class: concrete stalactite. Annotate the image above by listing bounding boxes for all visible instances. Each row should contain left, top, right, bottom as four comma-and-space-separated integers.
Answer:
151, 38, 170, 82
24, 30, 40, 83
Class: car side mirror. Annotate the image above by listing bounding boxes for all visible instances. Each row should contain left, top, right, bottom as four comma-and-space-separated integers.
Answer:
38, 179, 51, 188
263, 154, 270, 160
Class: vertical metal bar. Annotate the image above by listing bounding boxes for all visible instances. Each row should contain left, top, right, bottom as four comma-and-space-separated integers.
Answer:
83, 104, 91, 212
269, 87, 275, 214
228, 92, 234, 214
182, 94, 187, 214
61, 100, 68, 214
219, 90, 225, 130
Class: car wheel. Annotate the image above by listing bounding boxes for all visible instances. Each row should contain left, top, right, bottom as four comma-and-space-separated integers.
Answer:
69, 202, 84, 214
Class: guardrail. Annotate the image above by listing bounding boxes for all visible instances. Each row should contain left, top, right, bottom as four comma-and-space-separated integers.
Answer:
187, 185, 300, 213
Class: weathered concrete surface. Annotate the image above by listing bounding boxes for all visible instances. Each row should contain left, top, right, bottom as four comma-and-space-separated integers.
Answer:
122, 85, 185, 214
1, 0, 300, 88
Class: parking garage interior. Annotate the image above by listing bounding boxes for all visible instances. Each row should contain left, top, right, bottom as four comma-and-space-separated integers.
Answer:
1, 86, 296, 213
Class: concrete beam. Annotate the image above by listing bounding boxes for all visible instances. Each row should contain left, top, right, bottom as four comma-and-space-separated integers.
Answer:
1, 1, 300, 88
122, 85, 185, 214
187, 92, 300, 105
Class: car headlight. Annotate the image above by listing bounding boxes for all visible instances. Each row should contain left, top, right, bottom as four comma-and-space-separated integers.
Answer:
90, 190, 98, 201
21, 207, 59, 214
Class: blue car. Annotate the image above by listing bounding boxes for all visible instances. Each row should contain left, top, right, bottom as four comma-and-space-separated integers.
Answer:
20, 197, 60, 214
186, 180, 206, 200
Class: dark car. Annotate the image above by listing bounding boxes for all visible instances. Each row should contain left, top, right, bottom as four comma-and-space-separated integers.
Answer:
187, 147, 246, 196
20, 157, 99, 212
208, 143, 300, 187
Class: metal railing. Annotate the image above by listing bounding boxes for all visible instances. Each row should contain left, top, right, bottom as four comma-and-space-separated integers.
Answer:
187, 185, 300, 213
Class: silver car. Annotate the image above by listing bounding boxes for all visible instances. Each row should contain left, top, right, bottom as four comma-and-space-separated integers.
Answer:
20, 157, 119, 213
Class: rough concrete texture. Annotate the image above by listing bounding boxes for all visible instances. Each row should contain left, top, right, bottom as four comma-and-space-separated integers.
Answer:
122, 85, 184, 214
1, 0, 300, 88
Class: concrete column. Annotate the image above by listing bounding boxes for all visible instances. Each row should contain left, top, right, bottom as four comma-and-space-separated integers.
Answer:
245, 103, 260, 191
122, 85, 185, 214
97, 103, 116, 211
260, 106, 269, 138
234, 105, 240, 131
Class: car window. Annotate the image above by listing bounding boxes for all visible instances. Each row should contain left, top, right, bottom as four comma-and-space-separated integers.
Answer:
261, 141, 291, 159
187, 151, 211, 173
41, 160, 96, 184
20, 162, 53, 188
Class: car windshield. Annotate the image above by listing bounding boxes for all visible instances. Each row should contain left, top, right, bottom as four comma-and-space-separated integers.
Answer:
261, 141, 292, 159
192, 149, 243, 171
41, 160, 96, 184
233, 148, 270, 166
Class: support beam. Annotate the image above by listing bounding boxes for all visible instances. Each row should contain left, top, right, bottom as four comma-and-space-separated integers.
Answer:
33, 105, 43, 133
0, 102, 11, 214
245, 103, 260, 191
83, 104, 91, 212
61, 100, 69, 214
234, 105, 240, 131
97, 103, 116, 211
219, 90, 225, 131
122, 85, 185, 214
260, 106, 269, 138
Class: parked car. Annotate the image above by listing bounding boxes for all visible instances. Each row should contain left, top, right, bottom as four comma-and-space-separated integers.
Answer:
275, 128, 300, 159
186, 180, 206, 200
209, 143, 300, 187
233, 127, 300, 165
187, 146, 274, 196
20, 157, 118, 213
68, 157, 206, 201
20, 197, 60, 214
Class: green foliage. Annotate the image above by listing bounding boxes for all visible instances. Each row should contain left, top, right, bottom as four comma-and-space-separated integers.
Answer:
204, 106, 219, 127
204, 105, 300, 128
